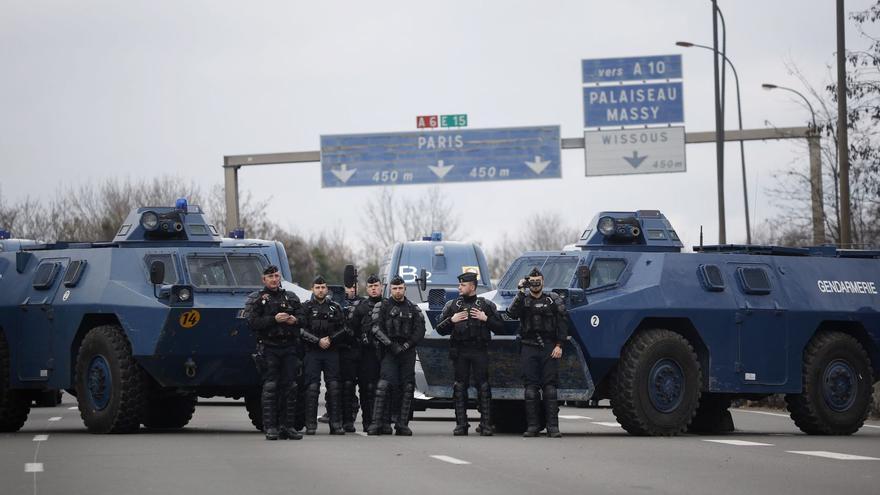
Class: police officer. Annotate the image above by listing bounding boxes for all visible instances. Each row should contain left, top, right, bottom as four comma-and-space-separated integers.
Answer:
435, 272, 503, 436
506, 267, 568, 438
347, 274, 384, 432
301, 276, 347, 435
245, 265, 303, 441
338, 281, 365, 432
367, 275, 425, 436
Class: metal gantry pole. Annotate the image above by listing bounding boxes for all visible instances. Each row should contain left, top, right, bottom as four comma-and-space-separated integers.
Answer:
711, 0, 727, 244
836, 0, 852, 246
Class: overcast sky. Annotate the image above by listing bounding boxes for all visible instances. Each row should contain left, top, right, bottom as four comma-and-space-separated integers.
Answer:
1, 0, 873, 255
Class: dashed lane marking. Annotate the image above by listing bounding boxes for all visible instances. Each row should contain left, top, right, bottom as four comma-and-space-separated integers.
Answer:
67, 406, 78, 410
32, 435, 49, 442
703, 439, 774, 446
592, 421, 621, 428
787, 451, 880, 461
430, 455, 471, 465
862, 424, 880, 429
355, 432, 368, 437
559, 415, 592, 420
48, 417, 62, 422
24, 463, 43, 473
734, 410, 790, 418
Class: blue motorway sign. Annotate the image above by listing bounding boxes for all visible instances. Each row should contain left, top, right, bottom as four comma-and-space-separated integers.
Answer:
320, 126, 560, 188
583, 82, 684, 127
582, 55, 682, 84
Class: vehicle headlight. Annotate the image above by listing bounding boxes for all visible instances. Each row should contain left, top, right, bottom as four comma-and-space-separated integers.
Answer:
597, 216, 615, 236
140, 211, 159, 231
177, 287, 192, 302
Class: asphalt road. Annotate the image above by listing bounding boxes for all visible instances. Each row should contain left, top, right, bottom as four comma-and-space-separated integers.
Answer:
3, 397, 879, 495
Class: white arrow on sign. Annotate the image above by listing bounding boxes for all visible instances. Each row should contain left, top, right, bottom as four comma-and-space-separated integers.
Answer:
428, 160, 454, 179
525, 156, 551, 175
330, 163, 357, 183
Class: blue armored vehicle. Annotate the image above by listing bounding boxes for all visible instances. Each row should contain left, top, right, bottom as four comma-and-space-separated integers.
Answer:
421, 210, 879, 435
0, 201, 302, 433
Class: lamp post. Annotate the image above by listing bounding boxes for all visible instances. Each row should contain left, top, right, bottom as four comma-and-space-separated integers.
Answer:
762, 83, 826, 244
677, 41, 751, 244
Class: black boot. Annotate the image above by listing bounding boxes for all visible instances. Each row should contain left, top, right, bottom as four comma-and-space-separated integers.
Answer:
279, 381, 302, 440
522, 386, 541, 438
342, 380, 356, 432
382, 384, 394, 435
543, 385, 561, 438
262, 380, 280, 440
304, 382, 320, 435
327, 381, 345, 435
396, 383, 415, 436
360, 383, 375, 432
452, 381, 469, 436
478, 382, 493, 436
367, 380, 389, 435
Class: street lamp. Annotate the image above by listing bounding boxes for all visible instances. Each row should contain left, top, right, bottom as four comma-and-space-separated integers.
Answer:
761, 84, 817, 129
677, 41, 751, 244
762, 83, 825, 245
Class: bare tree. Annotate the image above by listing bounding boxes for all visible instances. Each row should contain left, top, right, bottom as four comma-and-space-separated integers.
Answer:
360, 186, 462, 263
487, 212, 579, 279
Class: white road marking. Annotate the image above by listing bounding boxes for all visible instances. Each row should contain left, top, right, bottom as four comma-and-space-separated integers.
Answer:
862, 424, 880, 429
734, 409, 790, 418
32, 435, 49, 442
48, 417, 62, 422
24, 463, 43, 473
592, 421, 622, 428
559, 415, 592, 420
430, 455, 471, 465
67, 406, 78, 410
355, 432, 368, 437
787, 451, 880, 461
703, 439, 774, 446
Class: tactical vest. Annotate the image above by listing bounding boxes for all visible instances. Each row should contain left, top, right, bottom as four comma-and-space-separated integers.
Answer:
518, 294, 558, 339
307, 300, 341, 339
450, 297, 492, 343
386, 300, 417, 339
252, 289, 298, 341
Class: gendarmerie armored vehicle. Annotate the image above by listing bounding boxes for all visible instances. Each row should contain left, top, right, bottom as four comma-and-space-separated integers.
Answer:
420, 210, 879, 435
0, 200, 305, 433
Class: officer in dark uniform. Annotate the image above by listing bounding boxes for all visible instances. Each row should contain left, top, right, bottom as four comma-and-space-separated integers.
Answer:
347, 274, 384, 432
367, 275, 425, 436
301, 276, 347, 435
435, 271, 503, 436
506, 267, 569, 438
245, 265, 303, 440
338, 280, 365, 432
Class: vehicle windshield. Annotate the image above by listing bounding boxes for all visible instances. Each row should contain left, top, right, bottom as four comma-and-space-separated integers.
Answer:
186, 255, 266, 288
499, 256, 581, 290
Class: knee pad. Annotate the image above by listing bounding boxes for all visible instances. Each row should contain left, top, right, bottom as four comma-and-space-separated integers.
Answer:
524, 386, 539, 401
542, 385, 557, 400
375, 380, 390, 396
263, 381, 278, 393
479, 382, 491, 397
306, 382, 320, 395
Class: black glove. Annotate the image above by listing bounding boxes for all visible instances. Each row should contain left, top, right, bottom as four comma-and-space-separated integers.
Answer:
390, 343, 403, 355
400, 342, 411, 352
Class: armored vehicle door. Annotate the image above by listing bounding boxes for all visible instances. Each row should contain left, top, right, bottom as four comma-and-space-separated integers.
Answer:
18, 257, 68, 382
729, 262, 788, 386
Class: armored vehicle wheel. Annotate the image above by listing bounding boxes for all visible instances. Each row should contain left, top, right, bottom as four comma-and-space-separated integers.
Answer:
74, 325, 146, 433
785, 331, 873, 435
0, 333, 30, 432
612, 329, 702, 436
244, 392, 263, 431
143, 395, 197, 429
491, 400, 527, 433
688, 394, 734, 434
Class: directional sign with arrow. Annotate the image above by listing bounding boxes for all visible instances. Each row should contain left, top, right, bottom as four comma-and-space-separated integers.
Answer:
320, 126, 561, 188
583, 127, 686, 177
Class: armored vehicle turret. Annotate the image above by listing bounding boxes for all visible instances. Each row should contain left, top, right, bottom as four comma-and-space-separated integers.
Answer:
421, 210, 879, 435
0, 200, 302, 433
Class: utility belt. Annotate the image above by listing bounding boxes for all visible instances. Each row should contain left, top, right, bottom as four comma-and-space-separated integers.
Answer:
518, 333, 549, 348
